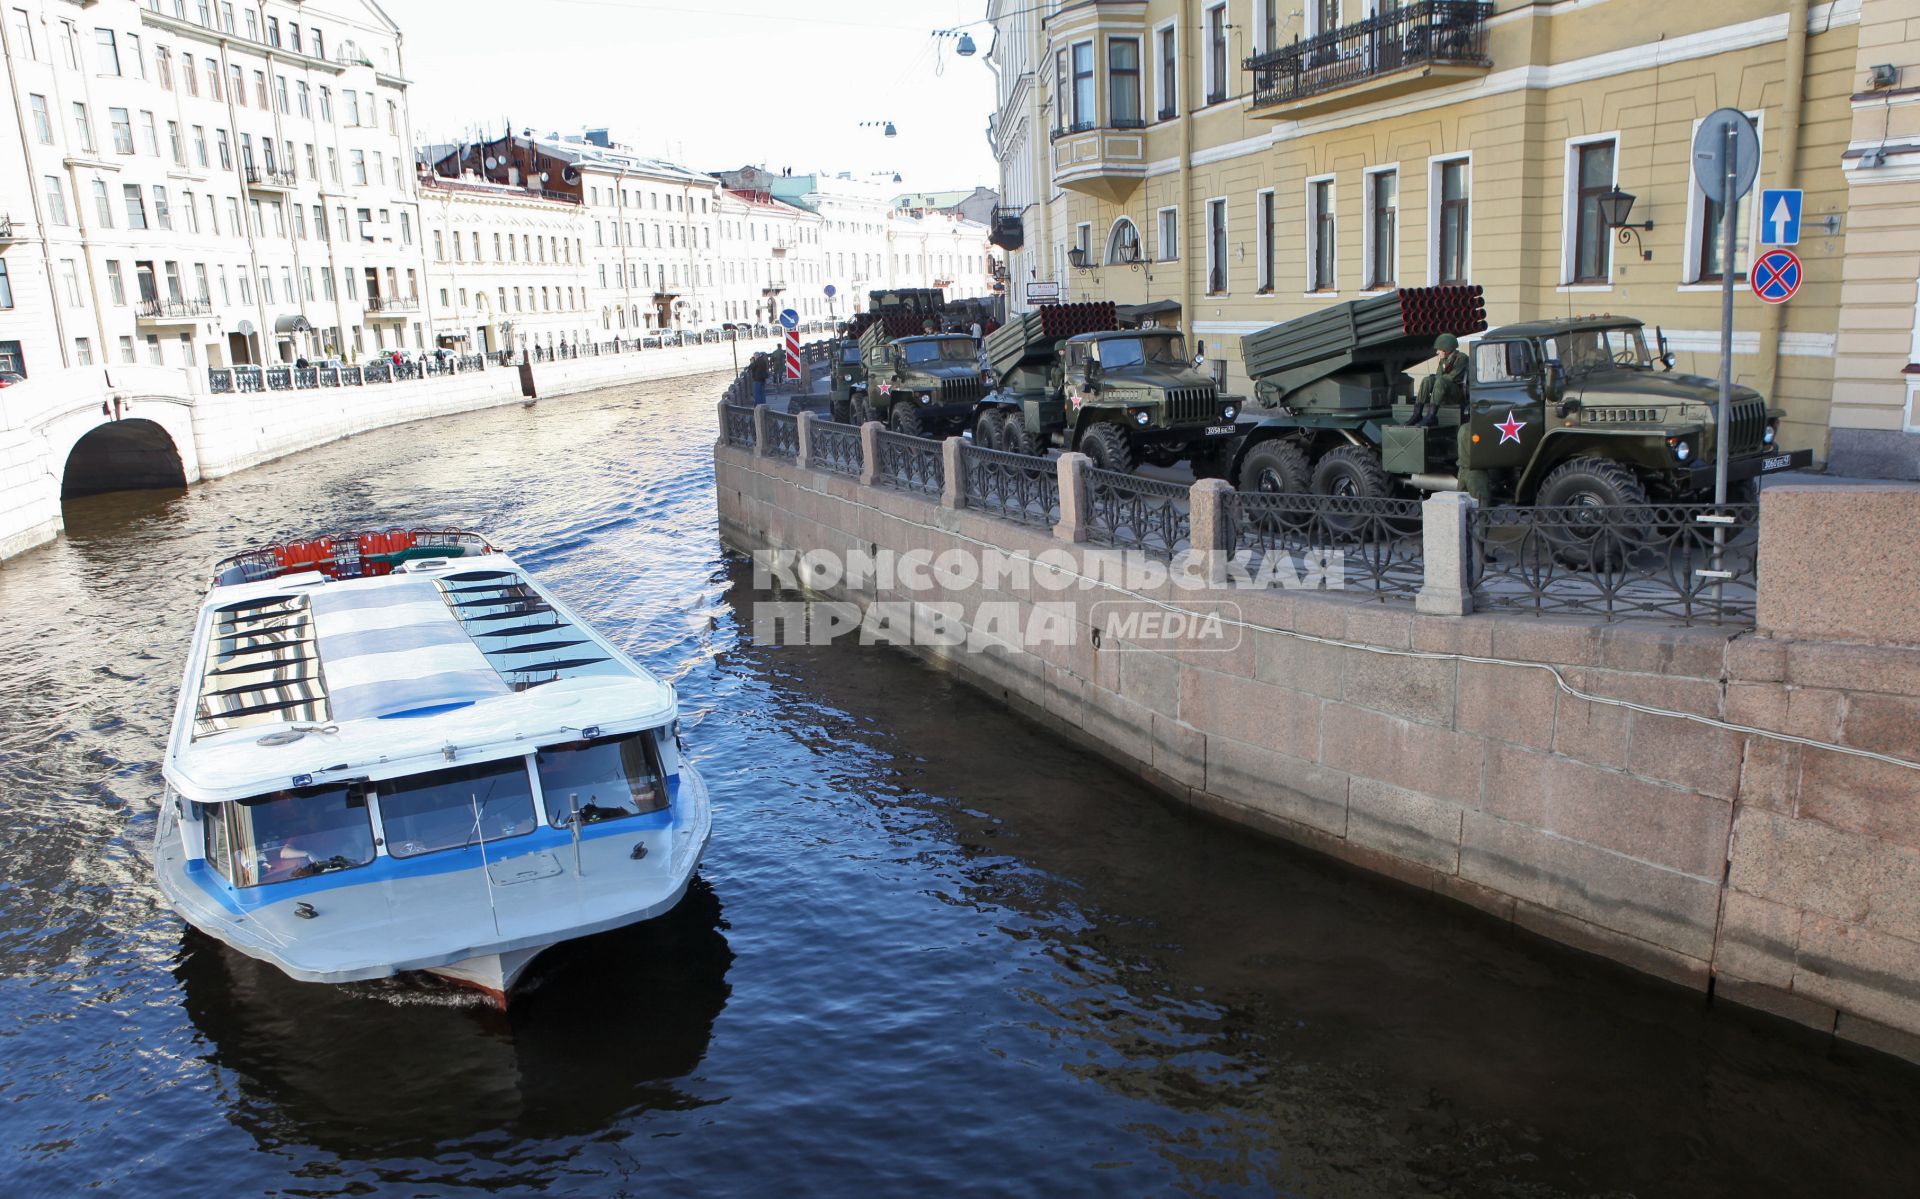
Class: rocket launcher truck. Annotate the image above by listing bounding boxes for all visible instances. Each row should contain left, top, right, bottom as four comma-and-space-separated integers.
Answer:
972, 302, 1242, 475
1228, 285, 1811, 557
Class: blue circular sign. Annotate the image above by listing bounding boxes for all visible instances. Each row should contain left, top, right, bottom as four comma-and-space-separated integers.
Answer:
779, 308, 800, 329
823, 284, 837, 299
1752, 248, 1801, 305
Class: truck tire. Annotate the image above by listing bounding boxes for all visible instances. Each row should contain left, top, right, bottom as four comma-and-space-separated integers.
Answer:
851, 396, 873, 425
1000, 411, 1039, 456
974, 409, 1007, 448
1079, 421, 1137, 474
1535, 456, 1651, 571
1240, 440, 1311, 495
830, 399, 851, 424
1310, 446, 1397, 540
889, 401, 925, 437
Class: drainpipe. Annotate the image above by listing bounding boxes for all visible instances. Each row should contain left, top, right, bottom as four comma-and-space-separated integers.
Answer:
1756, 0, 1810, 406
1178, 0, 1194, 344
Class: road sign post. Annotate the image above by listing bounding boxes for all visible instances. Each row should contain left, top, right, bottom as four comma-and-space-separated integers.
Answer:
1694, 107, 1759, 610
780, 307, 801, 382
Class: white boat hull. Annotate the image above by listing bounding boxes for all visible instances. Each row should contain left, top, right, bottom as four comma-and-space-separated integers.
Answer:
428, 947, 547, 1006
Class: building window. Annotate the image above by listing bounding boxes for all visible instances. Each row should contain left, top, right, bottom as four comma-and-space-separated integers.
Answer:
94, 27, 119, 75
1434, 157, 1469, 285
123, 184, 147, 229
1156, 206, 1179, 261
1570, 138, 1616, 284
1308, 177, 1336, 292
73, 103, 94, 152
1204, 198, 1228, 294
1070, 40, 1094, 130
106, 260, 125, 306
42, 175, 68, 225
27, 94, 50, 143
1312, 0, 1342, 35
1365, 168, 1397, 289
1105, 218, 1141, 266
1204, 3, 1227, 104
1691, 115, 1761, 284
0, 261, 13, 310
1258, 0, 1280, 52
109, 107, 133, 154
1108, 38, 1140, 128
1256, 189, 1275, 293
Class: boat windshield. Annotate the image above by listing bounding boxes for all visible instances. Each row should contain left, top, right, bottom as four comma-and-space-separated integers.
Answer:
232, 784, 376, 886
376, 758, 538, 859
901, 338, 976, 365
536, 733, 669, 827
1093, 335, 1186, 368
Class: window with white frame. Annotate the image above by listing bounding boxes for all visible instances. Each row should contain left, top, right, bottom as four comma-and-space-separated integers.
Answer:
1430, 156, 1470, 285
1307, 177, 1336, 292
1203, 4, 1228, 104
1310, 0, 1343, 36
1105, 218, 1141, 265
1154, 21, 1177, 119
1108, 37, 1141, 127
1256, 189, 1276, 292
1070, 40, 1095, 130
1157, 206, 1179, 261
1205, 198, 1227, 294
1686, 112, 1762, 284
1257, 0, 1281, 52
1563, 135, 1617, 285
1364, 166, 1398, 290
1075, 221, 1091, 264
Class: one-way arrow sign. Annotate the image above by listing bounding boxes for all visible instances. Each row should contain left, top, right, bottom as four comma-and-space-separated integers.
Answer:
1761, 188, 1802, 246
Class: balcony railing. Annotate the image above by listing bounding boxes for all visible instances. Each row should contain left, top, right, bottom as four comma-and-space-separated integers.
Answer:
137, 296, 212, 320
244, 164, 296, 189
366, 295, 419, 314
990, 206, 1024, 251
0, 215, 15, 240
1245, 1, 1493, 113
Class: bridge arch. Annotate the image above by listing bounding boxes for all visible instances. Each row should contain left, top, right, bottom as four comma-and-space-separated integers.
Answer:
60, 417, 189, 499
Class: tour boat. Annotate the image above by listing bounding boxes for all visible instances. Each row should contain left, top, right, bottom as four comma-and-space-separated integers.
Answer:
153, 529, 712, 1005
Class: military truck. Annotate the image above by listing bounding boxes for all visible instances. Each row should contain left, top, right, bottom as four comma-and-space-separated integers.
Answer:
1231, 286, 1811, 518
826, 316, 871, 425
847, 313, 986, 435
975, 302, 1242, 474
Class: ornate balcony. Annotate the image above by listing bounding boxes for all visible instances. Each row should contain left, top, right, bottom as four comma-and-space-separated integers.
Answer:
1049, 121, 1149, 204
989, 206, 1024, 251
1244, 1, 1493, 119
0, 215, 16, 240
366, 295, 418, 316
244, 164, 297, 190
136, 297, 212, 323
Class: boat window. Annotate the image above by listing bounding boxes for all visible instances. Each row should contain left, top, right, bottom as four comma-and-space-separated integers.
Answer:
536, 733, 668, 828
377, 758, 538, 859
234, 784, 377, 886
199, 801, 234, 881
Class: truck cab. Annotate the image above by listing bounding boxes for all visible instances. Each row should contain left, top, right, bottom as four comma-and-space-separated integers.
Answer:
1057, 330, 1241, 474
828, 339, 866, 424
865, 334, 985, 436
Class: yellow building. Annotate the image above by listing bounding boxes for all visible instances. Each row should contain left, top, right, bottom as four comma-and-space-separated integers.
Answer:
985, 0, 1920, 475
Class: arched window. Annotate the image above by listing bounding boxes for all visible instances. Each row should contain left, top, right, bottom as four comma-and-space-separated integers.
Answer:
1105, 218, 1142, 266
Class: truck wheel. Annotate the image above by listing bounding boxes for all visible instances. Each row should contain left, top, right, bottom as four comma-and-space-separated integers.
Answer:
1000, 412, 1039, 456
1310, 446, 1397, 540
830, 399, 852, 424
1535, 457, 1652, 571
974, 409, 1007, 448
851, 396, 873, 425
1241, 441, 1311, 495
889, 402, 925, 437
1079, 422, 1138, 474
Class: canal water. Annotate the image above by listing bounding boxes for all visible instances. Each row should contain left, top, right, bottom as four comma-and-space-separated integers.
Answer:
3, 375, 1918, 1198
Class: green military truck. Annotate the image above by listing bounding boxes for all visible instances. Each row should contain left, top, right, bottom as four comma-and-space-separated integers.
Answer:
1231, 287, 1811, 516
827, 329, 868, 425
975, 302, 1242, 474
847, 313, 986, 435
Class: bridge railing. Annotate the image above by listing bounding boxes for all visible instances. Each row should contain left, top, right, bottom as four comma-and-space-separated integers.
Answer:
717, 401, 1766, 630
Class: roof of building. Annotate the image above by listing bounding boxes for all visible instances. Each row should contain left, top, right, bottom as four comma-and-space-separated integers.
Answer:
892, 189, 980, 209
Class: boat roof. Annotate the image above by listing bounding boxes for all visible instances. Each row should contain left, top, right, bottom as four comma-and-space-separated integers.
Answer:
165, 547, 676, 804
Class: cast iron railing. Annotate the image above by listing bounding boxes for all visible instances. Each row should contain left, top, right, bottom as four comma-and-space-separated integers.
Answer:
960, 444, 1060, 528
1084, 468, 1190, 558
1224, 491, 1425, 600
1245, 1, 1493, 109
812, 420, 864, 477
874, 431, 943, 497
137, 297, 212, 319
722, 404, 757, 450
764, 410, 799, 460
1471, 503, 1759, 626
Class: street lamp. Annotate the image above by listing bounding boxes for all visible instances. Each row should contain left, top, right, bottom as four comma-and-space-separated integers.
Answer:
935, 28, 977, 56
860, 120, 897, 138
1598, 186, 1653, 260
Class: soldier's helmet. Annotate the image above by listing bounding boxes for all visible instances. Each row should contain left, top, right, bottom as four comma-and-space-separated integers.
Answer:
1434, 333, 1459, 352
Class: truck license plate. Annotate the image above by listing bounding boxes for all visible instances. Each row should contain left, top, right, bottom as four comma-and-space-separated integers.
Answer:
1205, 425, 1235, 436
1761, 454, 1791, 471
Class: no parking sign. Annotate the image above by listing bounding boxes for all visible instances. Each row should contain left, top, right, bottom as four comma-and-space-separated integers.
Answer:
1752, 249, 1801, 305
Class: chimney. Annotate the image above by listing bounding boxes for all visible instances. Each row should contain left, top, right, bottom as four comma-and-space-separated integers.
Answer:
585, 128, 611, 148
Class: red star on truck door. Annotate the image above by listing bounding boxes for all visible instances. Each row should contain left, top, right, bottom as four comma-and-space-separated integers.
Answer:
878, 381, 892, 396
1495, 411, 1527, 444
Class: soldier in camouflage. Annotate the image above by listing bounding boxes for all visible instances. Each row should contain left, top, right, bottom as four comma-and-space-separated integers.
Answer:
1408, 333, 1468, 428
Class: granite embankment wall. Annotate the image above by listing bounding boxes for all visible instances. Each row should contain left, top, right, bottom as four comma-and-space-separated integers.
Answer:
0, 337, 780, 561
716, 438, 1920, 1060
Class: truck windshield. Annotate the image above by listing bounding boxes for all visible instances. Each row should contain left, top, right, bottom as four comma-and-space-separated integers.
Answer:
901, 339, 976, 365
1548, 327, 1649, 374
841, 346, 860, 364
1093, 335, 1186, 368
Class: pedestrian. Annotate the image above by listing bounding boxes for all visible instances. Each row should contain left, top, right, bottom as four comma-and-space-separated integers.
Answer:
749, 353, 769, 406
1408, 334, 1468, 427
969, 319, 983, 347
295, 355, 310, 370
